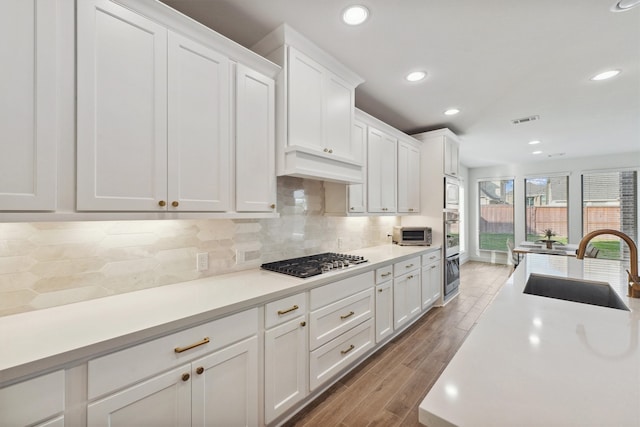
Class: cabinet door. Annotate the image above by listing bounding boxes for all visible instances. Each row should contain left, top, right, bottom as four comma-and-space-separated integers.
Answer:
264, 316, 308, 423
236, 64, 276, 212
87, 365, 192, 427
347, 119, 367, 213
444, 136, 459, 177
375, 281, 393, 343
429, 262, 442, 306
77, 0, 168, 211
325, 72, 355, 160
191, 336, 258, 427
367, 128, 397, 213
393, 271, 420, 329
397, 140, 420, 213
288, 47, 324, 151
0, 0, 57, 210
167, 31, 230, 212
0, 370, 64, 427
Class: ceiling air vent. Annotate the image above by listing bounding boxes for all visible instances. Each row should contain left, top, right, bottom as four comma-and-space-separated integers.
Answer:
511, 115, 540, 125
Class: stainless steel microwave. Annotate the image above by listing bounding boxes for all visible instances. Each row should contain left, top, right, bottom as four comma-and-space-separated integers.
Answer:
392, 226, 432, 246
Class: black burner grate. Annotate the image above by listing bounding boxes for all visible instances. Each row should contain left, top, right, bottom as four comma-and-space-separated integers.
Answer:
260, 252, 368, 278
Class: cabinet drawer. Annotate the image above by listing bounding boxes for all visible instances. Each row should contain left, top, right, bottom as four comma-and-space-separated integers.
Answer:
422, 251, 441, 266
0, 370, 65, 427
375, 265, 393, 284
310, 271, 374, 310
309, 318, 375, 391
88, 307, 258, 400
394, 256, 420, 277
265, 292, 307, 329
309, 288, 374, 350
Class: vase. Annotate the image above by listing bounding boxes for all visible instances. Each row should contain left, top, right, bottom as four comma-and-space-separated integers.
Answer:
546, 240, 553, 249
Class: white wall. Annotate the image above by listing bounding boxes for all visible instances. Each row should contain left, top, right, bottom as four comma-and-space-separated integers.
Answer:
467, 151, 640, 264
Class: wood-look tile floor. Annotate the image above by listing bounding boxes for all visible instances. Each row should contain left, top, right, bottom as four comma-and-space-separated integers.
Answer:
284, 261, 512, 427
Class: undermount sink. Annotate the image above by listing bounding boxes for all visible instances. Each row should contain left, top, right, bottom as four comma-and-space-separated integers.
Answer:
523, 274, 630, 311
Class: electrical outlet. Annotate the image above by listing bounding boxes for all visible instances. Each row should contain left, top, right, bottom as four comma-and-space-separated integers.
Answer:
337, 238, 343, 249
196, 252, 209, 271
235, 249, 244, 265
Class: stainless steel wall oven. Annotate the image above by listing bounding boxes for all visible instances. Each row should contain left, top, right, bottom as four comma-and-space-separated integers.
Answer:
444, 209, 460, 299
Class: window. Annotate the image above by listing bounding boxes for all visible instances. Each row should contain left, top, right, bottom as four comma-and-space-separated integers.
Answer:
478, 179, 514, 251
582, 170, 638, 260
525, 176, 569, 243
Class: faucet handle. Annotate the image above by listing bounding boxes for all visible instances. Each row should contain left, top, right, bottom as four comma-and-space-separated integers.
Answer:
626, 269, 640, 298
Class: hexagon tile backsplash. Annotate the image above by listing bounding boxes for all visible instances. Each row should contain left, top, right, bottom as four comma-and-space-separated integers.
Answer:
0, 177, 399, 316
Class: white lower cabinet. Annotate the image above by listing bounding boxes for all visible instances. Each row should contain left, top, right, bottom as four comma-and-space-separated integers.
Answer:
374, 265, 394, 343
0, 370, 65, 427
264, 293, 308, 424
393, 257, 422, 330
309, 319, 375, 391
87, 308, 258, 427
421, 251, 442, 310
308, 272, 375, 391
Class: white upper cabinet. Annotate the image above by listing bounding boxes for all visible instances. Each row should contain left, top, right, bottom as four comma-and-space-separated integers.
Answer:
77, 0, 168, 211
367, 127, 397, 213
77, 0, 278, 215
443, 134, 460, 177
235, 64, 276, 212
0, 0, 58, 211
167, 31, 231, 212
397, 139, 420, 213
252, 24, 365, 184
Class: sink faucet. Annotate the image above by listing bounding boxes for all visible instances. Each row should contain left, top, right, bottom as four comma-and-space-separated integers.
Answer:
576, 229, 640, 298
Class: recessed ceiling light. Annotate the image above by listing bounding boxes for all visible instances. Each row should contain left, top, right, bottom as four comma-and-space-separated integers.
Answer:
532, 151, 543, 155
444, 108, 460, 116
342, 5, 369, 25
611, 0, 640, 12
591, 69, 621, 81
528, 140, 541, 145
406, 71, 426, 82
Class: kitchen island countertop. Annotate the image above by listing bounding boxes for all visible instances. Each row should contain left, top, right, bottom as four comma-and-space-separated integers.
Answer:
0, 244, 438, 385
419, 254, 640, 426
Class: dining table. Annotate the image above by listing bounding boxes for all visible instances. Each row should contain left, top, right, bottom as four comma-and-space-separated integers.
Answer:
512, 241, 579, 262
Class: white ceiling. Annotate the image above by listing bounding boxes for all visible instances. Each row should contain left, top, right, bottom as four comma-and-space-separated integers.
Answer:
160, 0, 640, 168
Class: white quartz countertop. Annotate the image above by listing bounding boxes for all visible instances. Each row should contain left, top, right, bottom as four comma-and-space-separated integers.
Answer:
419, 254, 640, 427
0, 244, 437, 385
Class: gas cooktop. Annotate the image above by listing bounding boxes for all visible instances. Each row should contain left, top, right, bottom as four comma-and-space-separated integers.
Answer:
260, 252, 368, 278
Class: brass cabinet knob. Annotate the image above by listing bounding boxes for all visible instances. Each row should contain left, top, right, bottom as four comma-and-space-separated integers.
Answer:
158, 200, 166, 207
171, 201, 179, 207
328, 149, 333, 153
324, 148, 329, 153
196, 366, 204, 375
350, 207, 355, 210
300, 321, 306, 327
378, 288, 383, 293
270, 203, 276, 209
182, 373, 190, 382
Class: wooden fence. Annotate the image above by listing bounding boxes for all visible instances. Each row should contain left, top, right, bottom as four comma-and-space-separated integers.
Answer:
479, 205, 621, 236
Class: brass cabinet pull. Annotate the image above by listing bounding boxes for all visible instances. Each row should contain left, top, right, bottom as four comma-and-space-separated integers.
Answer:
300, 321, 307, 327
158, 200, 166, 207
406, 264, 414, 268
277, 305, 299, 315
171, 201, 179, 207
430, 265, 437, 270
378, 288, 383, 293
407, 275, 414, 279
196, 366, 204, 375
182, 373, 190, 382
409, 208, 414, 212
340, 311, 355, 320
340, 344, 355, 355
429, 256, 436, 260
381, 272, 392, 277
270, 203, 276, 209
350, 207, 355, 210
174, 337, 210, 353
